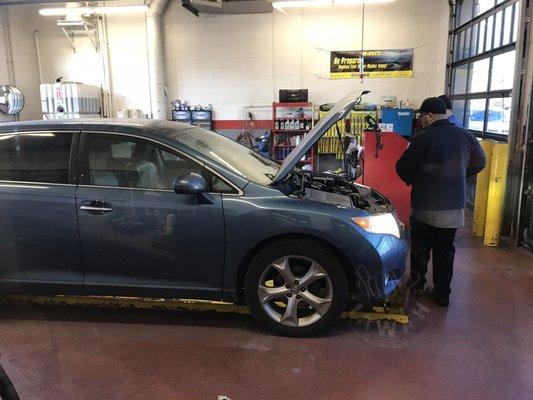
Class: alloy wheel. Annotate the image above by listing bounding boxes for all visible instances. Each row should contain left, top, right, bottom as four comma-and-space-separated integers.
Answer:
257, 256, 333, 327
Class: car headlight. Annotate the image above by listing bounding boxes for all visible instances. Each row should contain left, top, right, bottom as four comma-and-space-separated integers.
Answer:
351, 213, 401, 239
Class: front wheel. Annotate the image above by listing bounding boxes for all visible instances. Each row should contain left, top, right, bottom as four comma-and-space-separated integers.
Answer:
244, 240, 348, 337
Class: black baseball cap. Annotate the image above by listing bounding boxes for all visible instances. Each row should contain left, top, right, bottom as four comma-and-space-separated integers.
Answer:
418, 97, 447, 115
437, 94, 452, 110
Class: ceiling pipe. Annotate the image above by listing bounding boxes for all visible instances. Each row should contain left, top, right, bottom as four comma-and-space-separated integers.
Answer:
146, 0, 168, 120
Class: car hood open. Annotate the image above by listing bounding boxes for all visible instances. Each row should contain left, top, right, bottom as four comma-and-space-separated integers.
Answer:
271, 90, 369, 184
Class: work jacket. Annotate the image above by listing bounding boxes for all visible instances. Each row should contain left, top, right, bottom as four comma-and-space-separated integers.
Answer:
396, 119, 486, 211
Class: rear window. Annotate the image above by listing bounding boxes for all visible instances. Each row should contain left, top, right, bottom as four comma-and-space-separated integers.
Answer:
0, 132, 73, 184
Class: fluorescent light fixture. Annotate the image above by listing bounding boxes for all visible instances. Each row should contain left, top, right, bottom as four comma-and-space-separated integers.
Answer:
273, 0, 394, 9
39, 5, 149, 17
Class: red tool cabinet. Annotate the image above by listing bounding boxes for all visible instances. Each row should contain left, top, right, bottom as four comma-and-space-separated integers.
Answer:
360, 131, 412, 228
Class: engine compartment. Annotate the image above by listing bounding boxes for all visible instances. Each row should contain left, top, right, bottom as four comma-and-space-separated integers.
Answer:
278, 170, 392, 213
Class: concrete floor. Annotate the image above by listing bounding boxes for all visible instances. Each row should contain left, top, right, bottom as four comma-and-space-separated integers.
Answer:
0, 224, 532, 400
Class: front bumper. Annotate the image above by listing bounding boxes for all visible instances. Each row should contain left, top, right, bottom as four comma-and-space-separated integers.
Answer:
340, 227, 408, 303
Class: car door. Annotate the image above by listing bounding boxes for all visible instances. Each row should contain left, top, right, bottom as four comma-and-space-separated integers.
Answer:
76, 131, 227, 298
0, 130, 83, 290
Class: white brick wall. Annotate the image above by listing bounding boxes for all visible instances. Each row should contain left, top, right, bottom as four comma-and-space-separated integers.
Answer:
105, 13, 150, 114
1, 3, 150, 120
2, 0, 449, 121
163, 0, 450, 120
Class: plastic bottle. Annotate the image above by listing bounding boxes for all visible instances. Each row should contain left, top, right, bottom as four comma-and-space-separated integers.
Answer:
281, 120, 285, 130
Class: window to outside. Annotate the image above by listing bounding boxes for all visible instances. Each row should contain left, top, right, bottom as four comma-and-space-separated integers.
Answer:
475, 0, 496, 16
86, 134, 235, 193
469, 58, 490, 92
486, 97, 512, 134
466, 99, 487, 131
0, 132, 72, 184
452, 99, 466, 125
491, 50, 515, 90
448, 0, 520, 137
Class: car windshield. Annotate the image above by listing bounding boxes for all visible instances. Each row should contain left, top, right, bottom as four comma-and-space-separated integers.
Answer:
167, 125, 279, 186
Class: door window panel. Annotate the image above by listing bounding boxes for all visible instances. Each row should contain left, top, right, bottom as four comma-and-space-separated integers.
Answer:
494, 10, 503, 48
512, 2, 520, 42
459, 0, 474, 27
456, 31, 465, 61
448, 0, 519, 138
490, 50, 516, 90
452, 64, 469, 94
86, 134, 236, 193
486, 97, 512, 135
470, 24, 479, 57
475, 0, 495, 16
468, 58, 490, 93
502, 5, 513, 46
463, 28, 472, 59
466, 99, 487, 131
452, 99, 466, 126
0, 132, 72, 184
477, 20, 486, 54
485, 15, 494, 52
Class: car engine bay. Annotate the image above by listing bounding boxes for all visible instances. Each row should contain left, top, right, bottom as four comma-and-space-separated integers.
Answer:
279, 170, 393, 214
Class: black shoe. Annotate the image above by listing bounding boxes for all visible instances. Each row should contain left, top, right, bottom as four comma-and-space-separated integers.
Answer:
428, 289, 449, 307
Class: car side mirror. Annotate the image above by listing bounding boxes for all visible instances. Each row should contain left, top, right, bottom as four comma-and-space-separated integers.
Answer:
173, 173, 214, 204
173, 172, 207, 195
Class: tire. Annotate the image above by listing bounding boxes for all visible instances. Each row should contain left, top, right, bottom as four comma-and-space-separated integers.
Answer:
244, 239, 348, 337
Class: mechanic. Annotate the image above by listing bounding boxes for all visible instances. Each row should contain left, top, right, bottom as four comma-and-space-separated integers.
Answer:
438, 94, 462, 127
396, 97, 486, 307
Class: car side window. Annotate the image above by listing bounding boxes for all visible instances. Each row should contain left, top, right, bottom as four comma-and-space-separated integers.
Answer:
204, 171, 238, 194
86, 134, 236, 193
0, 132, 73, 184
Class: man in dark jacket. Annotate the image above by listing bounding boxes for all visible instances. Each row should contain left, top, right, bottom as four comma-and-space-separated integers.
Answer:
396, 97, 486, 306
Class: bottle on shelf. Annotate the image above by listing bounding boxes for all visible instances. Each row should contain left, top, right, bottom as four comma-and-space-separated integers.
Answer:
300, 120, 305, 130
275, 120, 279, 130
281, 120, 285, 130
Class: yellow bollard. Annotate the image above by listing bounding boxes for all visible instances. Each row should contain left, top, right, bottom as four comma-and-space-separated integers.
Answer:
473, 140, 495, 237
484, 142, 509, 247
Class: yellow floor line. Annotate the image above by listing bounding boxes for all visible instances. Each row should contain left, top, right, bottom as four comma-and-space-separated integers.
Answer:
0, 294, 409, 324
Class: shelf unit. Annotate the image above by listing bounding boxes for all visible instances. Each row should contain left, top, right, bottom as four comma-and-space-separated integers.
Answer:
271, 102, 315, 169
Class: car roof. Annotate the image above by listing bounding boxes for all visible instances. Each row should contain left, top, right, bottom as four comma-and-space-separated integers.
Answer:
0, 118, 191, 137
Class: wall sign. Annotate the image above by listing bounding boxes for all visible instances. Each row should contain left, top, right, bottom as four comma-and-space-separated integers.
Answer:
330, 49, 414, 79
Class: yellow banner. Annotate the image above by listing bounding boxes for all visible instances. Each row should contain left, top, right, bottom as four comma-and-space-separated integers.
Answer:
330, 49, 414, 80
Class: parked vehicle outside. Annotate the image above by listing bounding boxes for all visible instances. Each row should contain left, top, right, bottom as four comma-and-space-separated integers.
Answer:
0, 91, 407, 336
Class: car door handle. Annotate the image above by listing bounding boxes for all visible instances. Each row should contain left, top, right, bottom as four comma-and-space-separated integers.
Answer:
80, 205, 113, 212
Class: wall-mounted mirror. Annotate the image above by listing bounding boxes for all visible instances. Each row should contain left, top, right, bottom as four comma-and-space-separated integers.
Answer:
0, 85, 25, 115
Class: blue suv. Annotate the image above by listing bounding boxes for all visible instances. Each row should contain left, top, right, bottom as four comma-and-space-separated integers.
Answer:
0, 91, 406, 336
